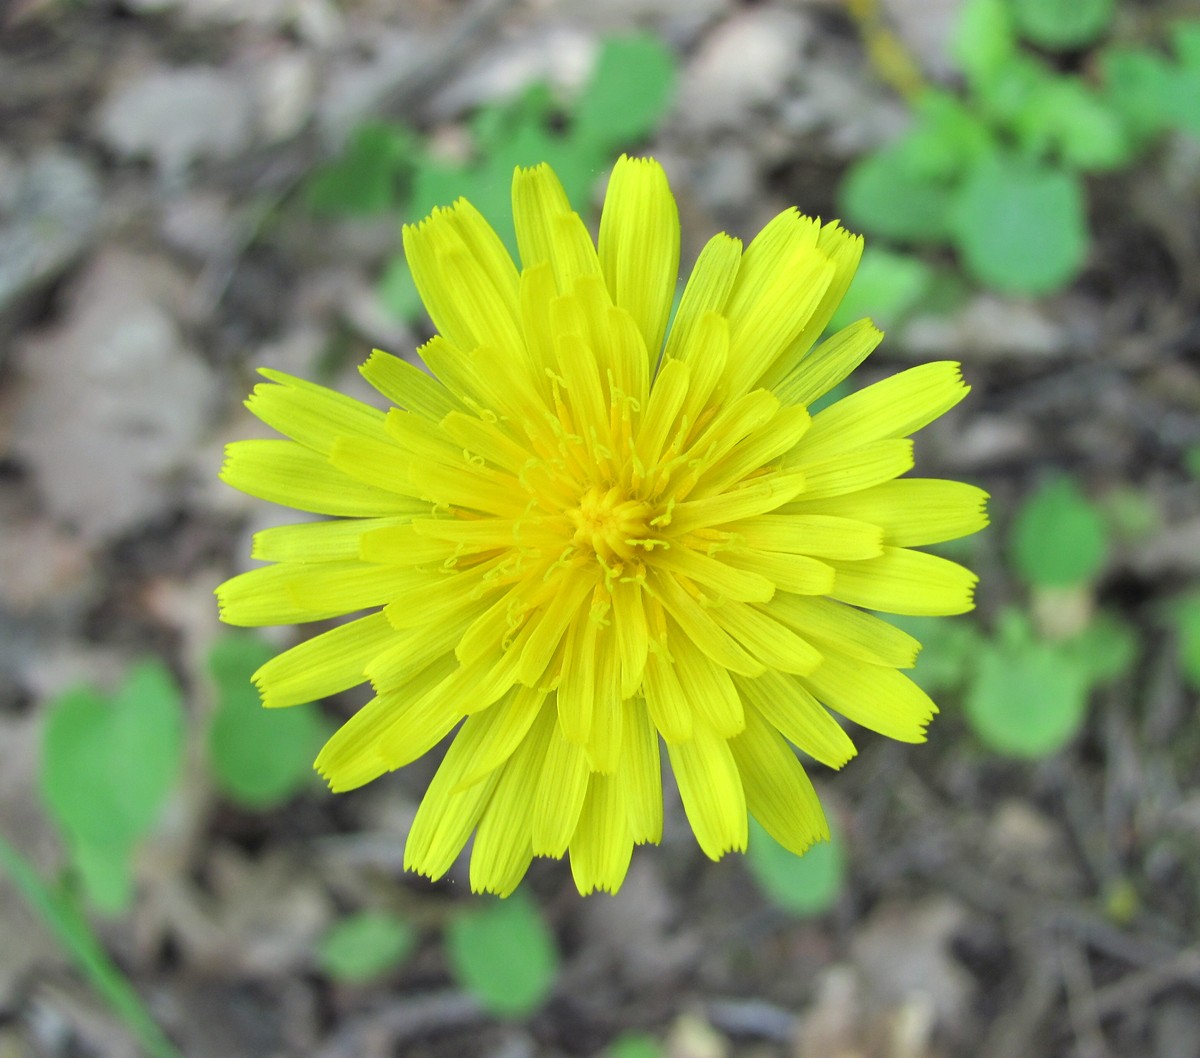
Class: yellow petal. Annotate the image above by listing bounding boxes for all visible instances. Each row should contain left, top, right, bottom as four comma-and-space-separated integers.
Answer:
733, 669, 857, 770
667, 724, 747, 860
828, 546, 978, 615
569, 774, 634, 894
663, 233, 742, 364
789, 439, 914, 499
773, 318, 882, 408
769, 595, 921, 668
621, 698, 663, 844
531, 716, 590, 856
803, 651, 936, 743
730, 514, 883, 560
251, 516, 407, 564
598, 155, 680, 365
360, 348, 465, 420
512, 163, 600, 290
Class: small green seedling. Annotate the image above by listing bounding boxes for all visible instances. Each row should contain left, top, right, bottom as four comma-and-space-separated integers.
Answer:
207, 633, 328, 809
607, 1033, 664, 1058
317, 910, 417, 983
1171, 594, 1200, 692
306, 33, 677, 322
841, 3, 1200, 297
40, 660, 184, 913
745, 816, 844, 917
446, 893, 559, 1017
1010, 474, 1108, 589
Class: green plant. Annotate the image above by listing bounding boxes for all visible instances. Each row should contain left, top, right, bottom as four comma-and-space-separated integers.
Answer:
445, 894, 559, 1017
1009, 474, 1109, 588
841, 4, 1200, 297
745, 816, 845, 916
40, 660, 184, 913
607, 1033, 665, 1058
306, 33, 677, 321
317, 910, 417, 983
207, 633, 328, 809
0, 835, 181, 1058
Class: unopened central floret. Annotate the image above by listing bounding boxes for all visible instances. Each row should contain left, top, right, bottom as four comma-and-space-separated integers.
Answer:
567, 485, 657, 564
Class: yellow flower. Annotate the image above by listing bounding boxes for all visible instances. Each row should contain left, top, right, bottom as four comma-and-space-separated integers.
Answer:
216, 156, 987, 896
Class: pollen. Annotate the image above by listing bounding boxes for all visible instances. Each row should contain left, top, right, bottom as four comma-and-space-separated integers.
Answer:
567, 485, 657, 565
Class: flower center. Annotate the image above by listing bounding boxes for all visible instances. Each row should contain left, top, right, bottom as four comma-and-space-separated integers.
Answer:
567, 485, 656, 565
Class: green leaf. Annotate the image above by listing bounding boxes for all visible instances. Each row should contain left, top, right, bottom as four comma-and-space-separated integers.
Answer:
446, 894, 558, 1017
972, 53, 1056, 130
1014, 77, 1132, 170
73, 839, 133, 916
839, 143, 955, 244
41, 661, 184, 910
0, 836, 182, 1058
1100, 486, 1162, 542
952, 0, 1017, 87
892, 615, 986, 694
1168, 21, 1200, 135
949, 149, 1087, 295
377, 254, 423, 322
1009, 475, 1108, 587
1186, 444, 1200, 479
1100, 47, 1177, 142
965, 613, 1091, 757
207, 634, 328, 809
1172, 593, 1200, 692
746, 817, 844, 917
903, 91, 995, 182
828, 247, 934, 333
1061, 613, 1139, 688
608, 1033, 664, 1058
1010, 0, 1115, 50
573, 34, 677, 150
317, 911, 417, 983
306, 122, 415, 216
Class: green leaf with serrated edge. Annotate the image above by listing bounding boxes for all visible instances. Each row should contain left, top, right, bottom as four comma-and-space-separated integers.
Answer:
207, 634, 327, 809
828, 247, 933, 333
839, 143, 955, 244
952, 0, 1016, 87
573, 35, 676, 149
1010, 0, 1115, 50
1172, 594, 1200, 692
1009, 474, 1108, 587
317, 911, 416, 983
965, 616, 1091, 759
746, 817, 844, 917
446, 894, 558, 1017
950, 148, 1087, 295
306, 122, 415, 216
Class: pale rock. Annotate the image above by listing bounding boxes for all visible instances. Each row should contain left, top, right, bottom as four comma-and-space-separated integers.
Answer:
160, 190, 235, 259
317, 29, 432, 141
900, 294, 1068, 361
0, 148, 101, 339
13, 248, 218, 542
678, 9, 811, 131
96, 65, 255, 179
428, 23, 595, 120
254, 48, 318, 143
879, 0, 963, 80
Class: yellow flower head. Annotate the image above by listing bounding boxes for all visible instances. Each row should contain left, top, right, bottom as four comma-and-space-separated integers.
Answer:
217, 156, 987, 895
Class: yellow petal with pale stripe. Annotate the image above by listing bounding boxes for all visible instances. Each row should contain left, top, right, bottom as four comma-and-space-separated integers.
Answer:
598, 155, 680, 365
512, 163, 601, 290
672, 636, 744, 738
360, 349, 465, 421
722, 549, 835, 596
569, 774, 634, 894
773, 318, 882, 408
663, 233, 742, 364
828, 546, 978, 615
769, 594, 921, 668
789, 439, 914, 499
785, 478, 990, 547
532, 719, 590, 856
247, 370, 389, 454
404, 709, 507, 880
712, 602, 823, 675
803, 651, 936, 743
667, 724, 747, 859
252, 516, 408, 564
800, 362, 969, 461
470, 704, 554, 895
731, 703, 829, 855
621, 698, 662, 844
221, 440, 417, 516
730, 514, 883, 560
733, 669, 857, 770
253, 611, 399, 708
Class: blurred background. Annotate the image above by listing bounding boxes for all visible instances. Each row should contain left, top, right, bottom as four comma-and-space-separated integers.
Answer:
2, 0, 1199, 1055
